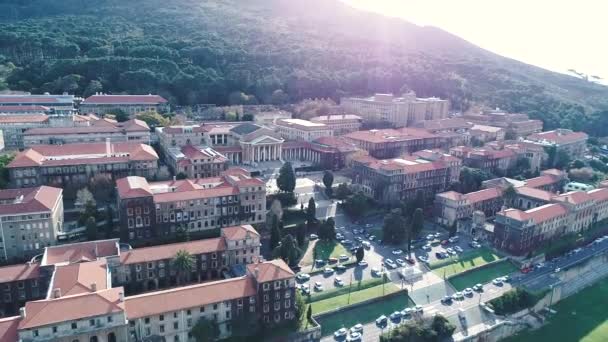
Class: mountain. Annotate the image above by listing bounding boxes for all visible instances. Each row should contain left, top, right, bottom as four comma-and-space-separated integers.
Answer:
0, 0, 607, 133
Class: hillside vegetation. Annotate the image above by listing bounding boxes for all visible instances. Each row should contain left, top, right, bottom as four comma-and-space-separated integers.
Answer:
1, 0, 608, 134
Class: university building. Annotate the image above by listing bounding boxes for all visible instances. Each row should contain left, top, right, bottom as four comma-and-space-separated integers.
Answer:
340, 93, 449, 127
461, 109, 543, 138
522, 129, 588, 160
273, 118, 333, 142
343, 128, 450, 159
80, 94, 169, 117
116, 169, 266, 240
0, 94, 77, 116
351, 150, 461, 204
7, 141, 159, 188
309, 114, 362, 135
0, 115, 51, 150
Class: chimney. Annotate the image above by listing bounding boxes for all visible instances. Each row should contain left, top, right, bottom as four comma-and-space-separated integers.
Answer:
53, 288, 61, 299
91, 282, 97, 292
254, 267, 259, 279
173, 176, 176, 182
106, 138, 111, 157
119, 292, 124, 302
19, 307, 26, 319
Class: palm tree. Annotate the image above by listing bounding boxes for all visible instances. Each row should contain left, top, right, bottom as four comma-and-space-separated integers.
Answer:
503, 184, 517, 207
173, 249, 195, 286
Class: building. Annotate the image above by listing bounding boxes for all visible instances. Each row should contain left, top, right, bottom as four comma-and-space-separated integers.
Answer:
351, 151, 461, 204
165, 145, 229, 179
461, 109, 543, 138
23, 119, 150, 147
0, 263, 51, 317
522, 129, 588, 159
0, 94, 76, 116
413, 118, 472, 133
156, 122, 285, 166
252, 110, 292, 125
273, 118, 333, 142
470, 124, 506, 143
8, 142, 159, 188
0, 115, 50, 150
309, 114, 362, 135
343, 127, 449, 159
434, 188, 504, 227
0, 186, 63, 262
282, 136, 364, 170
449, 146, 518, 174
113, 225, 260, 294
80, 94, 169, 116
341, 93, 449, 127
0, 106, 51, 116
116, 168, 266, 240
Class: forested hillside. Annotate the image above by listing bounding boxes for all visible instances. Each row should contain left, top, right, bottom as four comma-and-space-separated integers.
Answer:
1, 0, 608, 134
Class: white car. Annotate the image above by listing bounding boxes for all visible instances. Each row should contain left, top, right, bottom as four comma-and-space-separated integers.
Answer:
324, 268, 334, 275
334, 277, 345, 287
309, 234, 318, 240
492, 278, 503, 286
347, 332, 362, 341
417, 255, 429, 263
454, 246, 464, 253
396, 259, 406, 267
369, 235, 376, 241
339, 254, 349, 262
473, 284, 483, 292
464, 288, 474, 296
392, 249, 403, 255
301, 283, 310, 294
446, 247, 457, 255
334, 327, 348, 338
296, 273, 310, 282
401, 307, 413, 316
422, 244, 432, 251
452, 292, 464, 300
336, 233, 344, 240
350, 324, 363, 334
415, 305, 423, 313
358, 260, 368, 267
314, 282, 324, 291
384, 259, 397, 269
426, 234, 435, 241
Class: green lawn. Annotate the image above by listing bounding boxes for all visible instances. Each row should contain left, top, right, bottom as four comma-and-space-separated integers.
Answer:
449, 260, 518, 291
311, 283, 400, 314
313, 240, 348, 261
504, 277, 608, 342
316, 292, 413, 336
307, 278, 383, 302
430, 247, 501, 278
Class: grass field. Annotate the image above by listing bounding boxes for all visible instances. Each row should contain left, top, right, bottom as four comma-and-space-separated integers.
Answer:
504, 277, 608, 342
313, 240, 348, 261
307, 278, 383, 302
316, 291, 413, 336
311, 282, 400, 314
449, 259, 518, 291
430, 247, 501, 278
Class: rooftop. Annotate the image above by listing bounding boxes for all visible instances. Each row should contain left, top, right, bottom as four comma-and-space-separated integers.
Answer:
309, 114, 362, 122
24, 118, 149, 136
41, 239, 120, 266
413, 118, 472, 131
344, 127, 436, 144
525, 129, 588, 145
276, 118, 329, 129
0, 186, 62, 216
120, 238, 226, 265
353, 154, 449, 174
82, 94, 167, 105
0, 94, 75, 105
247, 259, 294, 283
0, 115, 49, 124
0, 263, 40, 283
0, 316, 19, 342
500, 203, 569, 224
470, 124, 504, 133
516, 186, 555, 202
49, 260, 108, 297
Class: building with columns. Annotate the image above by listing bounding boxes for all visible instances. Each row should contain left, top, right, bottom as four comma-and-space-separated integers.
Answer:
273, 118, 333, 142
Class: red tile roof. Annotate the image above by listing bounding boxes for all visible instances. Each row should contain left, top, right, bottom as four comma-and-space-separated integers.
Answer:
436, 191, 463, 201
82, 94, 167, 105
0, 263, 40, 283
0, 186, 62, 216
24, 118, 149, 136
116, 177, 153, 199
0, 316, 19, 342
553, 191, 594, 205
463, 188, 502, 204
50, 260, 108, 297
42, 239, 119, 266
8, 142, 158, 168
125, 277, 256, 319
18, 287, 125, 329
311, 136, 359, 153
527, 130, 588, 144
120, 238, 226, 265
515, 186, 555, 202
247, 259, 294, 283
222, 225, 260, 241
159, 125, 207, 134
0, 115, 49, 124
588, 188, 608, 202
354, 155, 449, 174
525, 175, 559, 189
344, 128, 436, 144
0, 105, 50, 112
501, 203, 568, 224
413, 118, 472, 131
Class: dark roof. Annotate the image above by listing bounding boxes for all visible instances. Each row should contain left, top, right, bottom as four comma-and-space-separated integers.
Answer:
230, 123, 262, 135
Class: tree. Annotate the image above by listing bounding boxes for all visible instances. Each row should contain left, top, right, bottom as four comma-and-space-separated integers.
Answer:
104, 206, 114, 238
306, 197, 316, 222
295, 223, 306, 247
277, 162, 296, 193
82, 79, 103, 97
136, 110, 170, 127
555, 149, 571, 169
323, 170, 334, 196
334, 183, 351, 200
191, 317, 220, 342
176, 172, 188, 180
342, 192, 369, 219
76, 187, 95, 208
270, 216, 282, 250
431, 314, 456, 338
275, 234, 300, 265
306, 304, 312, 322
382, 209, 407, 244
318, 218, 336, 240
112, 109, 129, 122
503, 184, 517, 207
89, 174, 113, 203
172, 249, 195, 285
85, 216, 98, 241
0, 154, 15, 189
269, 199, 283, 221
355, 246, 364, 262
408, 208, 424, 253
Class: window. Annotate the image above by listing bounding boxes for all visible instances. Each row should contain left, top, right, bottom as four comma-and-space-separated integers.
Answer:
173, 322, 178, 329
52, 327, 57, 333
71, 322, 77, 330
263, 283, 269, 291
160, 324, 165, 333
274, 302, 280, 311
159, 314, 164, 321
285, 300, 291, 308
213, 303, 218, 310
107, 316, 113, 323
144, 317, 150, 324
90, 319, 95, 326
34, 330, 39, 337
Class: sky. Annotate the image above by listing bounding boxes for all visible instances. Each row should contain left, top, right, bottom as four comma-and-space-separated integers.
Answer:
344, 0, 608, 81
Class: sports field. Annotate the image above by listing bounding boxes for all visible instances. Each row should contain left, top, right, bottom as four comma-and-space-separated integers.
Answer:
449, 259, 518, 291
504, 277, 608, 342
430, 247, 501, 278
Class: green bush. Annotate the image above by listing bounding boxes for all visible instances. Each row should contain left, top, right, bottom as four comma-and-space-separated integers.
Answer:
489, 288, 536, 315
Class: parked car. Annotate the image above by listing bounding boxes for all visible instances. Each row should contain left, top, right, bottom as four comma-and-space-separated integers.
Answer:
324, 268, 334, 275
350, 324, 363, 334
336, 233, 344, 240
440, 240, 449, 246
316, 259, 326, 266
314, 282, 323, 291
422, 244, 432, 251
448, 236, 460, 243
358, 260, 368, 267
341, 239, 353, 245
309, 234, 318, 240
404, 257, 415, 265
401, 307, 413, 317
492, 278, 503, 286
347, 332, 362, 341
473, 284, 483, 292
296, 273, 310, 282
301, 283, 310, 295
454, 246, 464, 253
376, 315, 388, 325
452, 292, 464, 300
441, 296, 453, 304
435, 252, 446, 259
361, 241, 371, 249
384, 259, 397, 269
334, 328, 348, 338
369, 235, 376, 241
464, 288, 474, 296
415, 305, 423, 313
417, 255, 429, 263
336, 264, 347, 272
328, 257, 338, 264
334, 277, 345, 287
554, 267, 561, 273
389, 311, 402, 321
339, 254, 350, 262
392, 249, 403, 255
426, 234, 435, 241
396, 259, 406, 267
